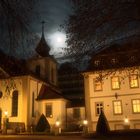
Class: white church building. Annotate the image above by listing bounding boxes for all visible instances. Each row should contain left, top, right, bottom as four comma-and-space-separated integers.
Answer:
0, 25, 85, 133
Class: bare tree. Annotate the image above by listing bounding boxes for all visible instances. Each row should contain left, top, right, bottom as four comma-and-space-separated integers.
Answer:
0, 0, 38, 58
65, 0, 140, 64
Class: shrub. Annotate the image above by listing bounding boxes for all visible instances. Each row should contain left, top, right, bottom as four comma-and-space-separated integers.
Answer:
35, 114, 50, 132
96, 110, 110, 135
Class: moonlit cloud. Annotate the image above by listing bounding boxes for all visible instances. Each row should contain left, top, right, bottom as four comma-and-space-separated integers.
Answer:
47, 31, 66, 57
32, 0, 72, 58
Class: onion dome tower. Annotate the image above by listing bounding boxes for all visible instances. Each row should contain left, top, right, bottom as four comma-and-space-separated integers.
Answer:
36, 21, 50, 57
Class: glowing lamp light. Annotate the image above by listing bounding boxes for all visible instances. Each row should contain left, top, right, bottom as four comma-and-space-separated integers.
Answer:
55, 121, 60, 127
4, 111, 8, 117
83, 120, 88, 125
124, 117, 129, 123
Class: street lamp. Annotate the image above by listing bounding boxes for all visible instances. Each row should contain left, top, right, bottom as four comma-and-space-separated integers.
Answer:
4, 111, 8, 117
55, 120, 61, 135
124, 116, 130, 129
55, 121, 60, 127
83, 120, 88, 135
3, 111, 9, 134
124, 118, 129, 123
83, 120, 88, 125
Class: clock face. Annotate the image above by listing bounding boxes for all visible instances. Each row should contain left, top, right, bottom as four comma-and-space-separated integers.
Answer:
0, 91, 3, 98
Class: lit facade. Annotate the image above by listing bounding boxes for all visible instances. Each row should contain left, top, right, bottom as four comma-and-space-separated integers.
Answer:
0, 25, 69, 132
0, 75, 67, 131
83, 39, 140, 132
83, 69, 140, 131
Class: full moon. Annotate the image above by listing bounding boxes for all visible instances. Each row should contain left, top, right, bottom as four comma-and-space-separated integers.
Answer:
57, 37, 62, 43
48, 31, 66, 48
47, 31, 67, 57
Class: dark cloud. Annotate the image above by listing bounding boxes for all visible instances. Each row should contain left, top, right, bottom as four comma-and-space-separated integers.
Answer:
31, 0, 73, 57
33, 0, 72, 34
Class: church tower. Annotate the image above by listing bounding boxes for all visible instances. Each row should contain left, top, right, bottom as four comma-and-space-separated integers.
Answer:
27, 21, 57, 85
35, 21, 50, 57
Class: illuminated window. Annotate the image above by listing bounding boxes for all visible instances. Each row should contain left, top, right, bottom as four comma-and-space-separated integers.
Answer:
94, 79, 102, 91
111, 76, 120, 89
113, 101, 122, 115
46, 104, 53, 118
73, 108, 80, 119
95, 102, 103, 115
12, 90, 18, 117
132, 99, 140, 113
130, 74, 139, 88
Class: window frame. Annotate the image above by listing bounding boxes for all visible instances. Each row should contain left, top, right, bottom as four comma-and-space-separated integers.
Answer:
95, 102, 104, 116
113, 100, 123, 115
94, 60, 100, 67
45, 103, 53, 118
111, 76, 120, 90
129, 74, 139, 88
11, 90, 18, 117
94, 79, 103, 91
132, 99, 140, 114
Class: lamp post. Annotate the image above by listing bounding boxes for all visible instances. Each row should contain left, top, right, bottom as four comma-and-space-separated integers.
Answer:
55, 120, 61, 135
3, 111, 9, 134
83, 120, 88, 135
124, 116, 130, 129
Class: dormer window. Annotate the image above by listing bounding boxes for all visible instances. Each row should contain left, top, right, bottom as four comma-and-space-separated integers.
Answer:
129, 56, 136, 63
111, 58, 118, 64
35, 65, 40, 76
94, 60, 100, 67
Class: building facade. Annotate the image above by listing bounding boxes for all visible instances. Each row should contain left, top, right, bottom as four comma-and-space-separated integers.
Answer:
0, 24, 68, 133
83, 37, 140, 132
84, 68, 140, 131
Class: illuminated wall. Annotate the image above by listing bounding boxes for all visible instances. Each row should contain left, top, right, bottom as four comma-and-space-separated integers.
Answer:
84, 68, 140, 131
0, 75, 67, 131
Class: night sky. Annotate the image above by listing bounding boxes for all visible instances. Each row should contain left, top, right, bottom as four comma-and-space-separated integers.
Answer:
32, 0, 72, 57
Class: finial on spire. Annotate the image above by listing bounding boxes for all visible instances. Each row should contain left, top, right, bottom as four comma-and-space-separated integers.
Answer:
41, 21, 45, 37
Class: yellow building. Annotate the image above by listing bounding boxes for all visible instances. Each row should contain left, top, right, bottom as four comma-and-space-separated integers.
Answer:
83, 39, 140, 132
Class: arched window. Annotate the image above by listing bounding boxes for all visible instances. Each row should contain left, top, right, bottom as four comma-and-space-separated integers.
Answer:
32, 92, 35, 117
12, 90, 18, 117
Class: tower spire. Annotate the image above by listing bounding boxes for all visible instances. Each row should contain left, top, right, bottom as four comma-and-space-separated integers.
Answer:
41, 21, 45, 37
35, 20, 50, 57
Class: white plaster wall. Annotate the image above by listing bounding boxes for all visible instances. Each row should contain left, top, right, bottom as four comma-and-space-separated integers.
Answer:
39, 99, 67, 129
84, 68, 140, 131
0, 77, 26, 128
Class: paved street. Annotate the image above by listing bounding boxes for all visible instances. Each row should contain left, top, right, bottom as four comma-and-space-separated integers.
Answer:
0, 135, 90, 140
